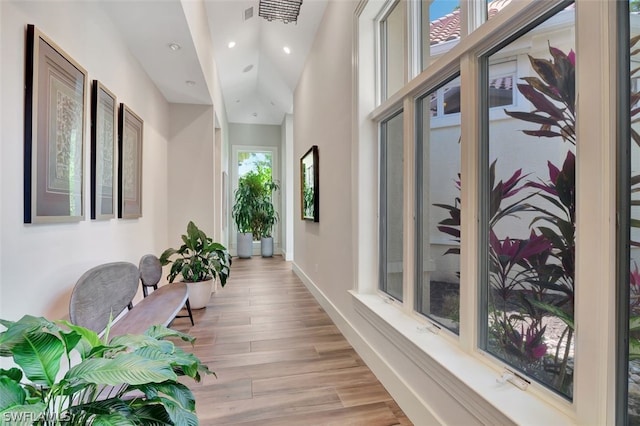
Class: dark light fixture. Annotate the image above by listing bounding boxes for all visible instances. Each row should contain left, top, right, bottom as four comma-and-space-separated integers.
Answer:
258, 0, 303, 24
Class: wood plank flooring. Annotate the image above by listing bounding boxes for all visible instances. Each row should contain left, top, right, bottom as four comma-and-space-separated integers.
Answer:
171, 256, 412, 425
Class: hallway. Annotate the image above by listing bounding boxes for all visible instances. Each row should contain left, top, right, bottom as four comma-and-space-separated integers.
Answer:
172, 256, 412, 425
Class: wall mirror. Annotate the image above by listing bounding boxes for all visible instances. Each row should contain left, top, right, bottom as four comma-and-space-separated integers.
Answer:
300, 145, 319, 222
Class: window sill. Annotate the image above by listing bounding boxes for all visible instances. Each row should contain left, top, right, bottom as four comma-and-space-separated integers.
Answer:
350, 291, 575, 425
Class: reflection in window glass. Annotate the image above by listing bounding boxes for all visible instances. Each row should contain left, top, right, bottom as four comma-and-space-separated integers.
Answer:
381, 111, 404, 301
421, 0, 460, 69
417, 78, 461, 333
381, 1, 405, 100
485, 8, 575, 398
629, 5, 640, 423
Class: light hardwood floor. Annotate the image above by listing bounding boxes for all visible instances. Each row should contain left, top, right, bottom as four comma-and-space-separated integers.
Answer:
171, 255, 413, 425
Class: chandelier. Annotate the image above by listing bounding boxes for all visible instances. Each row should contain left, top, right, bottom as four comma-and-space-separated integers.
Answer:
258, 0, 303, 24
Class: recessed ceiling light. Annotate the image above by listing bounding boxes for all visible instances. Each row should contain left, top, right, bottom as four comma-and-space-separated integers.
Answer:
168, 42, 181, 51
228, 41, 236, 48
283, 46, 291, 55
185, 80, 196, 86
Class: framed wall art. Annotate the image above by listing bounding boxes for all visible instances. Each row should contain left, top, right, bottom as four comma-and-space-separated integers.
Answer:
300, 145, 319, 222
90, 81, 117, 220
24, 24, 88, 223
117, 104, 143, 219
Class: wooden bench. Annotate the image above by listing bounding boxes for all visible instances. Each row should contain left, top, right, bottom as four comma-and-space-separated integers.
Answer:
69, 261, 189, 337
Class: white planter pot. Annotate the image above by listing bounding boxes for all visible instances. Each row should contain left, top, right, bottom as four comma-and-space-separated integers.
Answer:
186, 279, 214, 310
237, 232, 253, 258
261, 237, 274, 257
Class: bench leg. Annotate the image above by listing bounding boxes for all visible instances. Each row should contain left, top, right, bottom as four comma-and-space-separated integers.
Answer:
185, 298, 194, 326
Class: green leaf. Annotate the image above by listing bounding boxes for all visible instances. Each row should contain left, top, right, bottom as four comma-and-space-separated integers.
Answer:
58, 321, 101, 349
134, 381, 195, 412
630, 316, 640, 332
631, 337, 640, 361
90, 413, 137, 426
0, 377, 26, 411
66, 353, 177, 386
529, 299, 574, 329
129, 403, 173, 425
0, 316, 54, 357
158, 397, 198, 426
0, 369, 22, 383
13, 331, 64, 386
144, 326, 194, 344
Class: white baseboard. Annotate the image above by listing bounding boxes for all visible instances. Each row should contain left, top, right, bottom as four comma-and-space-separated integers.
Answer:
291, 262, 441, 425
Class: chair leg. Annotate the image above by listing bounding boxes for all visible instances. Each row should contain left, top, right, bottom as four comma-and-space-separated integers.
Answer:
185, 298, 194, 326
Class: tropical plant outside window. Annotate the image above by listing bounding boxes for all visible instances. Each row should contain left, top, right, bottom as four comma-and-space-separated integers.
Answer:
485, 21, 575, 397
381, 111, 404, 301
434, 9, 575, 397
236, 151, 275, 240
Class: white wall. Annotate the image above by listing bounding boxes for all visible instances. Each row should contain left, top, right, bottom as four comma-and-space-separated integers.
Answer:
292, 1, 477, 424
167, 104, 215, 245
282, 114, 294, 260
293, 0, 355, 315
0, 1, 171, 321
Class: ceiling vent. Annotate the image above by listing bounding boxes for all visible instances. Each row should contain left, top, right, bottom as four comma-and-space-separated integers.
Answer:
244, 7, 254, 21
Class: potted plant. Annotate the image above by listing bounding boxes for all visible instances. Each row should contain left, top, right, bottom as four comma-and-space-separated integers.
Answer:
232, 172, 264, 258
255, 180, 280, 257
0, 315, 211, 424
160, 221, 231, 309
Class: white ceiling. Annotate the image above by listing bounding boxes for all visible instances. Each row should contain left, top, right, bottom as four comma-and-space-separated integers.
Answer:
103, 0, 327, 125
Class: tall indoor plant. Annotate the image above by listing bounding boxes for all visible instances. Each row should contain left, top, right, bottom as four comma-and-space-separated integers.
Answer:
255, 180, 280, 257
232, 172, 263, 258
160, 221, 231, 309
0, 315, 211, 425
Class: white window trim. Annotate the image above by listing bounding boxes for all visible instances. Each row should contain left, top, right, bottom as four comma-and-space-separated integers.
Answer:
353, 0, 620, 424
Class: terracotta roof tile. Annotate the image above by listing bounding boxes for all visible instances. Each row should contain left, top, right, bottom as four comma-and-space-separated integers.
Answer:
430, 0, 512, 46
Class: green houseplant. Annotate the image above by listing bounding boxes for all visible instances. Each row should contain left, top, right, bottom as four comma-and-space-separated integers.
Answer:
0, 315, 211, 425
232, 172, 264, 258
160, 221, 231, 309
254, 180, 280, 257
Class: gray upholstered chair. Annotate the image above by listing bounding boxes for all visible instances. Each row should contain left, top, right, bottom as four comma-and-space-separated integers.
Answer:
139, 254, 194, 325
69, 262, 139, 333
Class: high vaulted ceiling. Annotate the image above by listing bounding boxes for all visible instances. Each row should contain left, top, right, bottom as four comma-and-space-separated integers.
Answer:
102, 0, 327, 125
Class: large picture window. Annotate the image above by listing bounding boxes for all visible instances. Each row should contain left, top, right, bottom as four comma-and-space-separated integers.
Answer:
483, 8, 575, 398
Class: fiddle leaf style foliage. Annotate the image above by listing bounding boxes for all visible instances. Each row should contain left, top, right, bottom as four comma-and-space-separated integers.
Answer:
160, 221, 231, 285
0, 316, 211, 425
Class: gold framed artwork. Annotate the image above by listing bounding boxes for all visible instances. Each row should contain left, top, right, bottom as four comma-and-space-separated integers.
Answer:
24, 24, 88, 223
118, 104, 143, 219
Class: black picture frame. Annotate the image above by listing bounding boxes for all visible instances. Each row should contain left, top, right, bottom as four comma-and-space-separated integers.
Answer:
24, 24, 88, 224
300, 145, 319, 222
117, 103, 143, 219
91, 81, 117, 220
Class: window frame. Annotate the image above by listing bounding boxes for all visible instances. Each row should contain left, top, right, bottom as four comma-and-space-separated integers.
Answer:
355, 0, 624, 422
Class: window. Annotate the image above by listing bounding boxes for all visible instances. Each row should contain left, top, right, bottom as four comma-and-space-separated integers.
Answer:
627, 3, 640, 422
483, 9, 575, 399
380, 111, 404, 301
357, 0, 626, 422
416, 76, 462, 334
381, 1, 406, 100
421, 0, 461, 69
